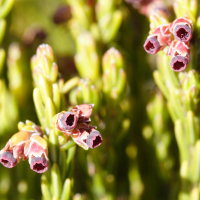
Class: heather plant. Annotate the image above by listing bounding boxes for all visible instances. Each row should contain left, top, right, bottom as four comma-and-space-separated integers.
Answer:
1, 0, 200, 200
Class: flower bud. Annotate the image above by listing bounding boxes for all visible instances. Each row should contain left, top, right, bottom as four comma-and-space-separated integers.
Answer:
169, 17, 193, 42
52, 111, 78, 135
144, 24, 172, 54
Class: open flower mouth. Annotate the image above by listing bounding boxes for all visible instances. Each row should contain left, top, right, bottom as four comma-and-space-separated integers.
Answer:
86, 131, 103, 149
174, 25, 191, 42
170, 55, 188, 72
0, 152, 17, 168
61, 112, 77, 130
144, 36, 161, 54
30, 157, 48, 173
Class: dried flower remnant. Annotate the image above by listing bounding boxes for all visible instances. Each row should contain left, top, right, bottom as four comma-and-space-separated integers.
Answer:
169, 17, 193, 42
168, 40, 190, 71
24, 135, 48, 173
144, 24, 172, 54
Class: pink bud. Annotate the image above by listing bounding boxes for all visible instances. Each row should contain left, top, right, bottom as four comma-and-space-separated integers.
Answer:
86, 131, 103, 149
144, 24, 172, 54
169, 17, 193, 42
0, 152, 17, 168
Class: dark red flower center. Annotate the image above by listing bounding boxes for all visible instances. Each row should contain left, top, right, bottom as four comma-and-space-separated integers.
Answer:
30, 157, 48, 173
0, 152, 17, 168
33, 163, 46, 171
92, 136, 103, 148
176, 28, 188, 40
173, 61, 184, 70
66, 114, 74, 126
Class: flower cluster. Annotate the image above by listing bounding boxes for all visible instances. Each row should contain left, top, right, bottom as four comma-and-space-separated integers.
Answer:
0, 123, 48, 173
52, 104, 103, 150
144, 17, 193, 72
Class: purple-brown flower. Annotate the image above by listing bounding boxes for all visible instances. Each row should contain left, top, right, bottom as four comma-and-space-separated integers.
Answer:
144, 24, 172, 54
169, 17, 193, 42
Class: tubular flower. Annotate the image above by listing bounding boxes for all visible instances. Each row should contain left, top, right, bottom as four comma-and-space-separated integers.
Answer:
168, 40, 190, 72
71, 127, 103, 150
52, 111, 79, 135
24, 135, 48, 173
169, 17, 193, 42
144, 24, 172, 54
53, 104, 103, 150
0, 130, 39, 168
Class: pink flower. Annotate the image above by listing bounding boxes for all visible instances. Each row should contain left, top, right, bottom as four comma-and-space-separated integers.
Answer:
71, 127, 103, 150
86, 130, 103, 149
0, 131, 35, 168
24, 135, 48, 173
144, 24, 172, 54
169, 17, 193, 42
52, 111, 79, 136
168, 40, 190, 72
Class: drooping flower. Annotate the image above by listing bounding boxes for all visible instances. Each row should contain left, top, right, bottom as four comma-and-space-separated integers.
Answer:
24, 135, 48, 173
71, 126, 103, 150
168, 40, 190, 72
86, 130, 103, 149
53, 104, 103, 150
0, 131, 35, 168
169, 17, 193, 42
144, 24, 172, 54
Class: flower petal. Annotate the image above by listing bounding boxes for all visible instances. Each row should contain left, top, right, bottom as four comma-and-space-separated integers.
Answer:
0, 152, 17, 168
144, 36, 161, 54
86, 131, 103, 149
170, 55, 188, 72
30, 156, 48, 173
